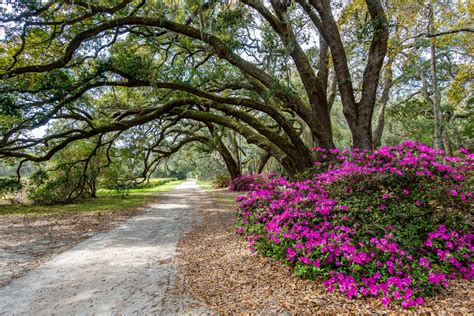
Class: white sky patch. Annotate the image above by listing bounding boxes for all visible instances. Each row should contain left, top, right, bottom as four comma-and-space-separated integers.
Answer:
0, 1, 14, 40
31, 125, 47, 138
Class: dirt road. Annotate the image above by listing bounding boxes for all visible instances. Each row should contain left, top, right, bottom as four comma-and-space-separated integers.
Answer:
0, 181, 208, 315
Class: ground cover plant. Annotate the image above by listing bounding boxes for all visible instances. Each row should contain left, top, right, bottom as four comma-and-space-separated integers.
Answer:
0, 179, 183, 215
236, 141, 473, 308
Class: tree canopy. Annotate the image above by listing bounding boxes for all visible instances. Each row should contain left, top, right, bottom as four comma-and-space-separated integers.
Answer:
0, 0, 472, 180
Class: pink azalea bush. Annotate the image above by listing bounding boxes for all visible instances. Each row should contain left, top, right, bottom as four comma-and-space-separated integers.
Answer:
230, 172, 279, 192
236, 141, 473, 308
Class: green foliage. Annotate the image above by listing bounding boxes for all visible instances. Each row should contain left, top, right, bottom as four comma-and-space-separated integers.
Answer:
153, 143, 228, 180
27, 166, 83, 205
97, 180, 183, 197
0, 176, 22, 199
26, 139, 106, 204
99, 178, 177, 195
236, 142, 473, 308
386, 97, 436, 146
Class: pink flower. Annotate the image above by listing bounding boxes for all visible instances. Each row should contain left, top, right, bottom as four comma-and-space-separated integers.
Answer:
428, 273, 446, 285
419, 257, 430, 269
298, 257, 312, 265
236, 141, 473, 309
369, 285, 379, 295
346, 286, 358, 298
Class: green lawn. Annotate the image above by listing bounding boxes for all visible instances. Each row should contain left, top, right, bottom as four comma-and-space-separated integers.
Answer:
0, 180, 184, 216
97, 179, 183, 195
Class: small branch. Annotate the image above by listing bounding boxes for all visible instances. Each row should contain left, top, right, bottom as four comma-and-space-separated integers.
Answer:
415, 28, 474, 39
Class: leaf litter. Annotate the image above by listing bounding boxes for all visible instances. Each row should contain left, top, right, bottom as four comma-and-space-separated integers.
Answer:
168, 188, 473, 314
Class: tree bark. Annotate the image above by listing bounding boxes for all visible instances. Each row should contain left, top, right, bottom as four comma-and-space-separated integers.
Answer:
217, 141, 241, 180
307, 0, 389, 149
206, 124, 242, 180
243, 0, 335, 149
257, 152, 271, 173
427, 2, 444, 150
229, 130, 241, 174
372, 59, 393, 148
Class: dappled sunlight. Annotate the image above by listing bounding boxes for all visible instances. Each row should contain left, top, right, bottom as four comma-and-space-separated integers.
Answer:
151, 204, 189, 210
0, 178, 213, 314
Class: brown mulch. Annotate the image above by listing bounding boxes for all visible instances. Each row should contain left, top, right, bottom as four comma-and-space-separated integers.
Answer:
170, 188, 474, 314
0, 206, 149, 287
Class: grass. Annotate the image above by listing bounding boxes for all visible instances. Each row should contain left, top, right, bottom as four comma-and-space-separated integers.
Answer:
97, 179, 183, 195
0, 179, 184, 216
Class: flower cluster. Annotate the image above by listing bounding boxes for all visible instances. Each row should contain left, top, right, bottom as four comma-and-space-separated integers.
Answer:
230, 172, 281, 192
236, 141, 473, 308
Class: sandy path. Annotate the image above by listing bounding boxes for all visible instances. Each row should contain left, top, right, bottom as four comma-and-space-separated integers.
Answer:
0, 181, 209, 315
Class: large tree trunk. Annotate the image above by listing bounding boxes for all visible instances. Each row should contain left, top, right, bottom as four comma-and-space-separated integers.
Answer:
372, 59, 393, 148
257, 152, 271, 173
306, 0, 389, 149
229, 130, 241, 173
350, 124, 374, 149
427, 3, 444, 150
218, 145, 241, 180
243, 0, 335, 150
206, 124, 241, 179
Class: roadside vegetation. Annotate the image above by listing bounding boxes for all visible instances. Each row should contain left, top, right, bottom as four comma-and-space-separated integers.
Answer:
0, 179, 183, 216
234, 142, 472, 309
1, 176, 183, 215
97, 179, 182, 196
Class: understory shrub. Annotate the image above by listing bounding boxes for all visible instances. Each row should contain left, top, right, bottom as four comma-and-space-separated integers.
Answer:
28, 165, 99, 204
236, 141, 473, 308
213, 175, 231, 189
0, 176, 23, 201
